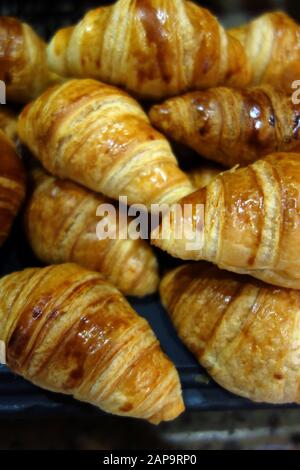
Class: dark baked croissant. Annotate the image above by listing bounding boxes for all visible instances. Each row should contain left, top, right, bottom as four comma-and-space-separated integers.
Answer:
229, 11, 300, 93
0, 263, 184, 423
149, 85, 300, 168
0, 17, 59, 103
47, 0, 250, 100
0, 129, 25, 246
0, 106, 17, 142
161, 263, 300, 404
18, 79, 193, 208
24, 169, 159, 297
152, 152, 300, 290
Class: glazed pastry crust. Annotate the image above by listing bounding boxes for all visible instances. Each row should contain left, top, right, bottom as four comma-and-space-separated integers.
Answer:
18, 79, 193, 208
152, 152, 300, 290
161, 263, 300, 404
0, 263, 184, 423
229, 11, 300, 93
0, 129, 25, 246
149, 85, 300, 168
24, 169, 159, 297
0, 17, 59, 103
0, 107, 17, 143
47, 0, 250, 99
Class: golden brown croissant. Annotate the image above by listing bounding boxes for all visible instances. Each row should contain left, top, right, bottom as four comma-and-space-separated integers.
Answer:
229, 12, 300, 93
24, 169, 159, 297
149, 85, 300, 168
161, 263, 300, 404
187, 164, 221, 189
47, 0, 250, 100
0, 263, 184, 423
0, 129, 25, 246
18, 79, 193, 208
0, 106, 17, 142
0, 17, 59, 103
152, 152, 300, 290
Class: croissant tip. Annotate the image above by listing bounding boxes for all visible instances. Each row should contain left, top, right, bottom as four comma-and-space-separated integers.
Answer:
150, 236, 165, 252
148, 393, 185, 424
149, 103, 170, 128
124, 270, 159, 297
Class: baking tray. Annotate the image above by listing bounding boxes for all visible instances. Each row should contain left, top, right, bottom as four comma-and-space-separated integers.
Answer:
0, 0, 298, 417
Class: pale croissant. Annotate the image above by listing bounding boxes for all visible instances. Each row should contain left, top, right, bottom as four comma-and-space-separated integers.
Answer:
47, 0, 250, 100
149, 85, 300, 168
152, 152, 300, 290
188, 164, 221, 189
161, 263, 300, 404
18, 79, 193, 208
0, 263, 184, 423
229, 11, 300, 93
0, 17, 59, 103
24, 169, 159, 297
0, 130, 25, 246
0, 107, 17, 143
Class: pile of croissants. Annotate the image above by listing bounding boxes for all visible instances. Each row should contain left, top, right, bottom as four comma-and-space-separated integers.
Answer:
1, 0, 300, 424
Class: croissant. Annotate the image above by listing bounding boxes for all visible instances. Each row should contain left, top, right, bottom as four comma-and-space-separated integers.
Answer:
0, 129, 25, 246
24, 169, 159, 297
161, 263, 300, 404
229, 12, 300, 93
0, 17, 59, 103
18, 79, 193, 208
47, 0, 250, 100
152, 152, 300, 290
149, 85, 300, 168
0, 263, 184, 423
0, 106, 17, 142
188, 164, 221, 189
